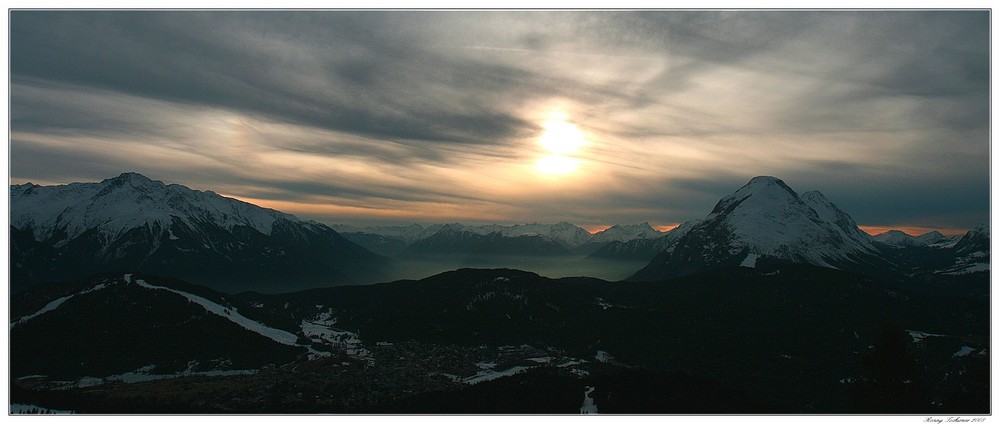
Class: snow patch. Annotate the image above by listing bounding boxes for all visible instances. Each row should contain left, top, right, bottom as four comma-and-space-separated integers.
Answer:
580, 386, 599, 414
740, 253, 759, 268
463, 366, 531, 385
906, 330, 947, 343
940, 262, 990, 275
134, 279, 299, 345
953, 346, 977, 358
11, 282, 111, 328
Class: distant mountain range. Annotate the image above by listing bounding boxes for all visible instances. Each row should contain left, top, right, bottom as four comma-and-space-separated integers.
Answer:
333, 221, 669, 257
872, 230, 956, 248
10, 173, 988, 293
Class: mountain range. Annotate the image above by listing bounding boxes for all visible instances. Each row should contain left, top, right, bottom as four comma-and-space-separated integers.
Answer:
10, 173, 988, 293
333, 221, 667, 256
9, 173, 392, 293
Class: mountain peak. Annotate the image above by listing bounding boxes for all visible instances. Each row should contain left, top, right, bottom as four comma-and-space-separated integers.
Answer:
972, 221, 989, 236
740, 176, 796, 196
107, 172, 158, 185
632, 176, 885, 281
709, 176, 799, 218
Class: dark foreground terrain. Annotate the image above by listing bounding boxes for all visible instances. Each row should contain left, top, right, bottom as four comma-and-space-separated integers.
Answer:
9, 266, 989, 414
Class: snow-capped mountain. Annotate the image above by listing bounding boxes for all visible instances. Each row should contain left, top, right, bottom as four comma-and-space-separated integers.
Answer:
492, 221, 595, 248
873, 230, 954, 248
588, 220, 700, 261
939, 222, 990, 274
589, 222, 664, 244
400, 225, 571, 257
10, 173, 391, 293
10, 172, 292, 242
332, 223, 446, 245
340, 221, 594, 250
630, 176, 889, 281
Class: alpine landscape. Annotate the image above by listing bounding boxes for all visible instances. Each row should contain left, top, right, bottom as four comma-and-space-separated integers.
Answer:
7, 10, 991, 415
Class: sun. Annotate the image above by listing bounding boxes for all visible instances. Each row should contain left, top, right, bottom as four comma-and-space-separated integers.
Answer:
535, 115, 587, 176
539, 120, 587, 155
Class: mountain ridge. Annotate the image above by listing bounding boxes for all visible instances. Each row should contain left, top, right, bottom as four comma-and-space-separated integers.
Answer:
10, 173, 392, 293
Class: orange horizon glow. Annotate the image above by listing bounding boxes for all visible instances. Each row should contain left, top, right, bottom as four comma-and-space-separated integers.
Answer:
582, 223, 681, 234
859, 225, 968, 237
581, 225, 612, 234
652, 224, 681, 232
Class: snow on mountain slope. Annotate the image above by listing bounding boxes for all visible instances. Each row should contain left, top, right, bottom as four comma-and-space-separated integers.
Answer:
10, 282, 111, 328
11, 172, 293, 243
10, 173, 391, 292
916, 231, 952, 246
346, 222, 595, 248
873, 230, 918, 247
401, 225, 571, 257
131, 276, 299, 346
631, 176, 888, 281
940, 222, 990, 274
873, 230, 952, 248
590, 223, 664, 244
800, 190, 878, 253
502, 222, 594, 248
333, 223, 444, 245
343, 221, 672, 250
587, 220, 700, 261
13, 272, 302, 346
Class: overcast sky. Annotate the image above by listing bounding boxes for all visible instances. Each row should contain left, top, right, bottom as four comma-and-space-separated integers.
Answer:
8, 10, 990, 234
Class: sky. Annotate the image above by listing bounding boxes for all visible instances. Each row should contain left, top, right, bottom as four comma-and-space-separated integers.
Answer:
7, 10, 991, 234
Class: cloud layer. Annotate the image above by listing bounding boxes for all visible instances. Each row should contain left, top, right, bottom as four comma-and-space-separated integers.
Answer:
9, 11, 990, 232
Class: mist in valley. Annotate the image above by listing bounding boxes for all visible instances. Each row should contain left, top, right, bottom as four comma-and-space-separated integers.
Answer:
385, 255, 648, 283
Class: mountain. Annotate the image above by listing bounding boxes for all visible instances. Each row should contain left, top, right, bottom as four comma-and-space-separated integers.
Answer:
9, 173, 391, 293
587, 220, 700, 261
939, 222, 990, 275
589, 222, 664, 244
337, 232, 409, 257
340, 222, 595, 252
332, 223, 445, 245
873, 230, 954, 248
630, 176, 889, 281
490, 221, 594, 249
400, 225, 571, 258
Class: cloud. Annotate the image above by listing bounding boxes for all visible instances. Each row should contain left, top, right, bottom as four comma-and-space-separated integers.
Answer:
8, 11, 990, 231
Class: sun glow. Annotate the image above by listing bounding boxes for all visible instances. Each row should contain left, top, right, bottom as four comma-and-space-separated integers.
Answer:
535, 114, 588, 176
535, 155, 580, 175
